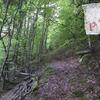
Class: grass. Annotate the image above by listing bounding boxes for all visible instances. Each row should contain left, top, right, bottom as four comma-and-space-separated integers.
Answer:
72, 90, 84, 97
41, 64, 55, 82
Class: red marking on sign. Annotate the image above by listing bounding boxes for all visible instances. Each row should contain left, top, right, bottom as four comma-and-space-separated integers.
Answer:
89, 22, 97, 31
98, 20, 100, 22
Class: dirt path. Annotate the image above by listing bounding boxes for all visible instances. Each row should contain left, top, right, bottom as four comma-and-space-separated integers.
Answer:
38, 57, 80, 100
38, 56, 99, 100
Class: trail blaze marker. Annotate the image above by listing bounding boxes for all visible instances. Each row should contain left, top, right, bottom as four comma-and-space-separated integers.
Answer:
82, 3, 100, 35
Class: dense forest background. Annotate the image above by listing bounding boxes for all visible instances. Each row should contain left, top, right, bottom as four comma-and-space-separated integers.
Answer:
0, 0, 88, 66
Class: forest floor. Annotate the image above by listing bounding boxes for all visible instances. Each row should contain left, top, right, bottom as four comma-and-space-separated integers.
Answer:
39, 56, 82, 100
37, 54, 100, 100
0, 52, 100, 100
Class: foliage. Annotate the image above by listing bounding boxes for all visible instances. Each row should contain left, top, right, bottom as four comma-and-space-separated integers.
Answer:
72, 90, 84, 97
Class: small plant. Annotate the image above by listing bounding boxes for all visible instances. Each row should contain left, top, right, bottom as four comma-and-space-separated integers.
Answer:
82, 95, 88, 100
72, 90, 84, 97
42, 64, 54, 81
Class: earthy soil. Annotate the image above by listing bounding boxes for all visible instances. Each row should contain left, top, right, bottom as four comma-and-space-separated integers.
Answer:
39, 56, 80, 100
38, 55, 100, 100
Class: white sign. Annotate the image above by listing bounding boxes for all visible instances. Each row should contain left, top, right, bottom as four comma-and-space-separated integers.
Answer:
82, 3, 100, 35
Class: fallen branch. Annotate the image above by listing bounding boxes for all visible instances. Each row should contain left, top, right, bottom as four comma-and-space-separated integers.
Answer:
76, 49, 91, 55
1, 76, 38, 100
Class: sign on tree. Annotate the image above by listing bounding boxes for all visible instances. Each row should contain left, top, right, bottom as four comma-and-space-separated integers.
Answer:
82, 3, 100, 35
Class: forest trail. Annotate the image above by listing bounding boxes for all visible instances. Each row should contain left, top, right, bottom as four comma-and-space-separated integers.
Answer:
38, 54, 100, 100
39, 56, 81, 100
